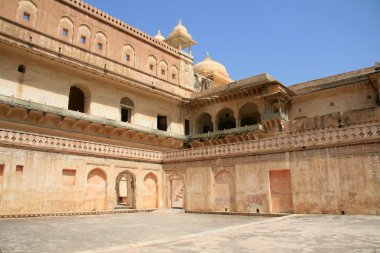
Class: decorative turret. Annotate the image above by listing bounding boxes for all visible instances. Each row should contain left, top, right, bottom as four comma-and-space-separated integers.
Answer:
164, 19, 196, 54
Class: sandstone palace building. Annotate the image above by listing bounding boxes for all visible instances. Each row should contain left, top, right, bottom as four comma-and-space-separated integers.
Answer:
0, 0, 379, 216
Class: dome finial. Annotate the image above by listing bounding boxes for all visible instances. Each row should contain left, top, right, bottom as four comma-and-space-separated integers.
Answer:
178, 18, 182, 25
206, 51, 211, 59
154, 29, 165, 41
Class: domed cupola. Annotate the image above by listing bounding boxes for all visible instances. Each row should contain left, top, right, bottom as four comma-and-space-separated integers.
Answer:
193, 52, 233, 86
164, 19, 196, 53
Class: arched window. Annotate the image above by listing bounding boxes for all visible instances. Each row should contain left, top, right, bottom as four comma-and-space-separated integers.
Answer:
147, 55, 157, 75
120, 97, 134, 123
217, 108, 236, 130
68, 86, 85, 113
58, 17, 74, 42
17, 0, 38, 28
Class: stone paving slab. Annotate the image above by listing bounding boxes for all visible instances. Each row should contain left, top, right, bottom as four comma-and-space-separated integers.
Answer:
0, 211, 379, 253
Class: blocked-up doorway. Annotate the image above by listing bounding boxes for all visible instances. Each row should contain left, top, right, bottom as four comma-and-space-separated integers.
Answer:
214, 170, 235, 212
269, 169, 293, 213
84, 168, 107, 211
170, 177, 184, 209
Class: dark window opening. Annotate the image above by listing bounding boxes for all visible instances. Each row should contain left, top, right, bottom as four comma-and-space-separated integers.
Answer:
125, 54, 130, 62
97, 42, 103, 50
157, 115, 167, 131
68, 86, 85, 113
161, 69, 165, 75
16, 165, 23, 175
218, 121, 236, 130
203, 125, 210, 133
80, 36, 86, 44
240, 117, 258, 126
121, 107, 131, 123
172, 73, 176, 79
185, 119, 190, 135
23, 12, 30, 21
18, 64, 26, 73
62, 28, 68, 37
150, 64, 154, 71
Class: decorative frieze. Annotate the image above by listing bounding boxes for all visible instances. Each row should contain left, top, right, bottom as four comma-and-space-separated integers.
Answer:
0, 128, 162, 162
163, 123, 380, 162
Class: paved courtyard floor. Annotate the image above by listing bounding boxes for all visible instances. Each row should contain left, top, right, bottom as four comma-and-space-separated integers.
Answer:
0, 210, 379, 253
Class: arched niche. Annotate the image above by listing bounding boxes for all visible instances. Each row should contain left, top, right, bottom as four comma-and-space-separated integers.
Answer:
58, 16, 74, 42
84, 168, 107, 211
158, 60, 168, 80
170, 65, 178, 84
147, 55, 157, 75
122, 44, 135, 67
214, 170, 235, 212
78, 24, 91, 50
17, 0, 38, 28
143, 172, 158, 209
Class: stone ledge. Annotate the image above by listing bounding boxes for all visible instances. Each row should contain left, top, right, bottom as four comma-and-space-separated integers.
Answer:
185, 210, 287, 217
0, 209, 157, 219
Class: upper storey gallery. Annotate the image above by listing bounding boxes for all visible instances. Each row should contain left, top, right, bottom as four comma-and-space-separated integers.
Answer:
0, 0, 196, 95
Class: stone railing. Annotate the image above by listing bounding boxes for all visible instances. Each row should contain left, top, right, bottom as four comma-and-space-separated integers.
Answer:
163, 123, 380, 162
188, 124, 263, 140
0, 128, 162, 162
262, 112, 289, 121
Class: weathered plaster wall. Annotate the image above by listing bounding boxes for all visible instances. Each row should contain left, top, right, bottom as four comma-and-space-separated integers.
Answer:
0, 43, 184, 134
163, 143, 380, 215
0, 146, 162, 215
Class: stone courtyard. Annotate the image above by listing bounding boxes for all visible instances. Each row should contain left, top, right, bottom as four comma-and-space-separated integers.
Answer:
0, 211, 379, 253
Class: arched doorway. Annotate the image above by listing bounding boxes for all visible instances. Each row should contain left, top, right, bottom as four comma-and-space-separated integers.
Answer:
239, 102, 261, 126
115, 171, 135, 208
143, 173, 158, 209
217, 108, 236, 130
84, 168, 107, 211
196, 112, 213, 133
170, 175, 184, 209
214, 170, 235, 212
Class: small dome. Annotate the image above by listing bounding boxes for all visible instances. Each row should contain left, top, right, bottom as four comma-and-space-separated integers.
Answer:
168, 19, 192, 38
154, 30, 165, 41
194, 52, 230, 78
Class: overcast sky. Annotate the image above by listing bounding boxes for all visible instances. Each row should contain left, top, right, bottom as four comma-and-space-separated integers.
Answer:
84, 0, 380, 86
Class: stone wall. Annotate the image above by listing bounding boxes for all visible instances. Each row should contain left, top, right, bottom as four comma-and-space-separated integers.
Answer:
0, 146, 162, 215
163, 142, 380, 215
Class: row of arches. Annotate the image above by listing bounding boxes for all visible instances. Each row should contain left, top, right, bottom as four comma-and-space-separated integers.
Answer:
16, 0, 179, 83
85, 168, 159, 211
195, 103, 262, 134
